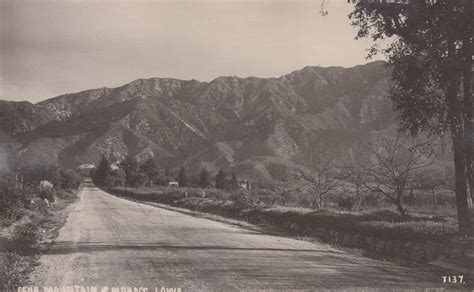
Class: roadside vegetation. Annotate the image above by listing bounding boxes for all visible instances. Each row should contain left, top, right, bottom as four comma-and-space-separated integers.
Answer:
107, 185, 464, 265
108, 186, 457, 240
348, 0, 473, 234
94, 133, 458, 221
95, 141, 465, 264
0, 164, 83, 290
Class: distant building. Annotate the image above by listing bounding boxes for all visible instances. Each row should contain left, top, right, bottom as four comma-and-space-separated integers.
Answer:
77, 164, 95, 176
78, 163, 95, 170
239, 180, 251, 190
168, 181, 179, 187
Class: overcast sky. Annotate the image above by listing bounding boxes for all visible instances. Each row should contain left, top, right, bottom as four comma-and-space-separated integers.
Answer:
0, 0, 382, 103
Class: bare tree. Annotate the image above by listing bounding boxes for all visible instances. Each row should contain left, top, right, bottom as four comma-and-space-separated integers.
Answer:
271, 165, 298, 206
348, 132, 435, 216
338, 159, 367, 210
298, 147, 339, 209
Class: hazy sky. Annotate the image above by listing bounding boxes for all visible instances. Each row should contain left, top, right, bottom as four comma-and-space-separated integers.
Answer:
0, 0, 382, 103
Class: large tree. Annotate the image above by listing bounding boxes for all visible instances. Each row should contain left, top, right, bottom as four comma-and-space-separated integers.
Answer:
347, 132, 435, 216
118, 155, 149, 187
350, 0, 473, 233
215, 169, 227, 190
229, 172, 239, 190
140, 159, 161, 186
199, 167, 210, 188
177, 166, 188, 187
91, 155, 112, 187
199, 168, 210, 188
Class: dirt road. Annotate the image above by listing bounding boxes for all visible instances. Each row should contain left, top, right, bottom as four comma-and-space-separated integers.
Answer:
29, 187, 448, 291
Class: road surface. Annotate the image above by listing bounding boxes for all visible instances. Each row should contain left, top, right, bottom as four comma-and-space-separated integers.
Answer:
30, 187, 448, 291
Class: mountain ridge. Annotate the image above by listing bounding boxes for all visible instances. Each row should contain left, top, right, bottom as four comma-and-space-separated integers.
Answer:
0, 61, 395, 180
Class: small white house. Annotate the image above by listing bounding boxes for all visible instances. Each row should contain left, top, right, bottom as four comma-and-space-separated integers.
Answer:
77, 164, 96, 176
239, 180, 251, 190
168, 181, 179, 187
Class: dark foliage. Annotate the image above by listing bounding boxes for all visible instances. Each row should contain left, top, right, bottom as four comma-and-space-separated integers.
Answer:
177, 166, 188, 187
215, 169, 227, 190
140, 159, 162, 186
199, 168, 210, 188
53, 168, 83, 190
119, 155, 140, 187
229, 172, 239, 190
90, 155, 112, 187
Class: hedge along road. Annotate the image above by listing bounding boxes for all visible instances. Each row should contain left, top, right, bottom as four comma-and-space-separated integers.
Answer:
29, 187, 447, 291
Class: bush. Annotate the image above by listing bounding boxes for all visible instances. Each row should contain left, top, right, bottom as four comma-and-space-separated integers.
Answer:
230, 190, 256, 209
337, 196, 355, 211
10, 221, 39, 254
27, 199, 49, 215
0, 177, 30, 220
0, 252, 31, 290
59, 169, 83, 190
38, 188, 54, 202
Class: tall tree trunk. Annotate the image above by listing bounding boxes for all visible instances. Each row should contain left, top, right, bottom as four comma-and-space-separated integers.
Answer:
462, 0, 473, 208
451, 127, 471, 234
447, 32, 472, 235
312, 198, 318, 210
395, 192, 406, 217
448, 82, 471, 233
396, 202, 406, 217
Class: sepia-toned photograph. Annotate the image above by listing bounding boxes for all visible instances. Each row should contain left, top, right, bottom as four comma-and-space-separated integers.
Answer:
0, 0, 473, 291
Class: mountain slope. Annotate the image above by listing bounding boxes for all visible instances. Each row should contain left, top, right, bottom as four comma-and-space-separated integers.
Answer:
0, 61, 395, 179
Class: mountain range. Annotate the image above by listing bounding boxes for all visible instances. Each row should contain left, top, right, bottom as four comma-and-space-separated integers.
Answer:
0, 61, 396, 180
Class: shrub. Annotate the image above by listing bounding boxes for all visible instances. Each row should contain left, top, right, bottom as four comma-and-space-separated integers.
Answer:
0, 252, 30, 290
27, 198, 49, 215
0, 176, 30, 220
230, 190, 256, 209
10, 221, 39, 254
60, 169, 83, 190
337, 196, 355, 211
38, 187, 54, 202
